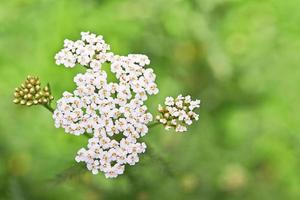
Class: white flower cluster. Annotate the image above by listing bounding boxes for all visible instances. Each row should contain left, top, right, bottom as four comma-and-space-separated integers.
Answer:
156, 95, 200, 132
53, 32, 159, 178
55, 32, 110, 68
75, 136, 146, 178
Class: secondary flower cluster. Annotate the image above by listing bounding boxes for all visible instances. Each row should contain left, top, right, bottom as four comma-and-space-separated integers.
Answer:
53, 32, 158, 178
156, 95, 200, 132
13, 76, 54, 106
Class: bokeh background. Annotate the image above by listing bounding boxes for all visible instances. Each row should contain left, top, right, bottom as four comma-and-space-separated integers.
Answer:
1, 0, 300, 199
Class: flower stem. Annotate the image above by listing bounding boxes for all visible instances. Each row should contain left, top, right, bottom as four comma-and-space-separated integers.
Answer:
49, 163, 86, 184
84, 133, 92, 139
146, 144, 175, 177
146, 123, 176, 178
82, 65, 91, 69
42, 103, 54, 113
148, 121, 160, 129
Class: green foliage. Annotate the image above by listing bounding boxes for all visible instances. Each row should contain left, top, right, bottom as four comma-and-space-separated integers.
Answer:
0, 0, 300, 199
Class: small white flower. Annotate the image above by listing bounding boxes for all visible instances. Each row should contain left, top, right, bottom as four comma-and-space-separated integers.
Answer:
175, 124, 187, 132
90, 59, 102, 71
165, 97, 174, 106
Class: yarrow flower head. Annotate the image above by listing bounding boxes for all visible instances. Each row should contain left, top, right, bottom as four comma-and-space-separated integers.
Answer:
53, 32, 159, 178
13, 32, 202, 180
156, 95, 200, 132
13, 75, 54, 106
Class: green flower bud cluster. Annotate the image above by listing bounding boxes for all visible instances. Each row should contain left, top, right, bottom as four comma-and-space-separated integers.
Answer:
13, 76, 54, 106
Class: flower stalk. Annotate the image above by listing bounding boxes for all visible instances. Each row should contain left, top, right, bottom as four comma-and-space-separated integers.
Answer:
43, 103, 55, 113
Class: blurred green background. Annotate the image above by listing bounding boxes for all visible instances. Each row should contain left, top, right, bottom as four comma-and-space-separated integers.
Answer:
1, 0, 300, 199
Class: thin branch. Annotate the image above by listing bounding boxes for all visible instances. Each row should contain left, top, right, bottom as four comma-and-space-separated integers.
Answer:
148, 121, 160, 129
42, 104, 54, 113
146, 122, 176, 178
146, 144, 176, 178
82, 65, 91, 69
48, 163, 86, 184
84, 133, 92, 139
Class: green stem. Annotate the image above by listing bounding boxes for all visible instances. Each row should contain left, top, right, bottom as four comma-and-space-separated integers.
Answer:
82, 65, 91, 69
49, 163, 86, 184
148, 121, 160, 128
42, 103, 54, 113
146, 122, 176, 178
146, 144, 175, 178
84, 133, 92, 139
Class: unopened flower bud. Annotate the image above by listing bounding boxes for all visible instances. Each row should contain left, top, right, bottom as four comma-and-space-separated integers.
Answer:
13, 76, 54, 107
